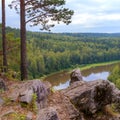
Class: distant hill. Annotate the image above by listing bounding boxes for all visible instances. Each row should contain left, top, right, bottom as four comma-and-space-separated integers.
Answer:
0, 25, 120, 79
61, 32, 120, 37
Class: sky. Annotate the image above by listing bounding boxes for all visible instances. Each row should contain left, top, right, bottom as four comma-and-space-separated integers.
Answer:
1, 0, 120, 33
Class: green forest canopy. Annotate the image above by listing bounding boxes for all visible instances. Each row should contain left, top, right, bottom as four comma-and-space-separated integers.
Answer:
0, 25, 120, 79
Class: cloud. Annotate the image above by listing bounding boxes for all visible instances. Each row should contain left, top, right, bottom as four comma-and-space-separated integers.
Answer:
65, 0, 120, 30
1, 0, 120, 32
72, 13, 120, 26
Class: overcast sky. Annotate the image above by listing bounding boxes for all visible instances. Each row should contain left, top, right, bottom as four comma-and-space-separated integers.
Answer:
0, 0, 120, 33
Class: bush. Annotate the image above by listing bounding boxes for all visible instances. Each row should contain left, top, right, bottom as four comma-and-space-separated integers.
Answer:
108, 65, 120, 88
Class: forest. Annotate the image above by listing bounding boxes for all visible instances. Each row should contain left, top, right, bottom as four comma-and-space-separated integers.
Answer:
0, 25, 120, 79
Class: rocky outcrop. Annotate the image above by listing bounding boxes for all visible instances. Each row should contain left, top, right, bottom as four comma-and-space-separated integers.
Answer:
1, 69, 120, 120
9, 80, 51, 109
19, 80, 48, 105
61, 69, 120, 119
70, 69, 83, 85
63, 80, 117, 114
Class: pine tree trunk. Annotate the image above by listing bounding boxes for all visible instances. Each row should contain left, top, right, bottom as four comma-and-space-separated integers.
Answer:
2, 0, 7, 72
20, 0, 28, 80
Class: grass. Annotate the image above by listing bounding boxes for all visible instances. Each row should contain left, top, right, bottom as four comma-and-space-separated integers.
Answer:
79, 60, 120, 71
1, 112, 26, 120
67, 60, 120, 74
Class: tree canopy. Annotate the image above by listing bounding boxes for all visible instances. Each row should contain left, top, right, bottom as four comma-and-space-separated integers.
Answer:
0, 27, 120, 79
8, 0, 74, 80
9, 0, 74, 31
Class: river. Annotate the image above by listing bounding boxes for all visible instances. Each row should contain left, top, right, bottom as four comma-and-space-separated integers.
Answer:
44, 63, 120, 90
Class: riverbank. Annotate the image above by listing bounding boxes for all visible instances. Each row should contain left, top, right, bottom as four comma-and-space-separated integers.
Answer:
79, 60, 120, 71
42, 60, 120, 80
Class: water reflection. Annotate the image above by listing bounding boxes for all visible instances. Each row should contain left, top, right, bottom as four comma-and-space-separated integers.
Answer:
44, 71, 70, 86
81, 64, 115, 76
53, 72, 109, 90
83, 72, 109, 81
54, 80, 70, 90
44, 63, 119, 90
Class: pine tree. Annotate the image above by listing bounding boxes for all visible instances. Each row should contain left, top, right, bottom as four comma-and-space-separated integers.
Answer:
9, 0, 74, 80
2, 0, 7, 72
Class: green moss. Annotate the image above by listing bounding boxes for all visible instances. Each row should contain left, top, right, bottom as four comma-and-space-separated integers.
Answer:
13, 113, 26, 120
3, 113, 26, 120
3, 97, 12, 106
30, 93, 38, 113
51, 87, 56, 93
0, 89, 5, 93
4, 70, 20, 81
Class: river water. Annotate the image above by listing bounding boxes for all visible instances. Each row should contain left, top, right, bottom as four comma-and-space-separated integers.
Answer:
44, 63, 119, 90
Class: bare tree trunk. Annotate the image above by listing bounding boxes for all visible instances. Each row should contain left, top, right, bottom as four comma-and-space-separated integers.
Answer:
2, 0, 7, 72
20, 0, 28, 80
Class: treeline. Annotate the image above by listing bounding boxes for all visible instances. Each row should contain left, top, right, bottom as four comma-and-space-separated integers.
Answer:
27, 33, 120, 78
0, 26, 120, 79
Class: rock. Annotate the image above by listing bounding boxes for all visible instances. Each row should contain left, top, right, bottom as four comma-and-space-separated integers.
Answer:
62, 95, 83, 120
9, 80, 49, 109
19, 89, 33, 103
19, 80, 48, 109
31, 80, 48, 104
0, 78, 6, 91
26, 112, 33, 120
37, 107, 59, 120
70, 69, 83, 85
0, 97, 4, 106
43, 81, 52, 94
63, 79, 120, 114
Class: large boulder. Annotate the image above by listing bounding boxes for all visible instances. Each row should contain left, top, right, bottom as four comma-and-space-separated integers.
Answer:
63, 79, 120, 114
19, 80, 49, 109
37, 107, 59, 120
70, 69, 83, 85
8, 80, 51, 110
